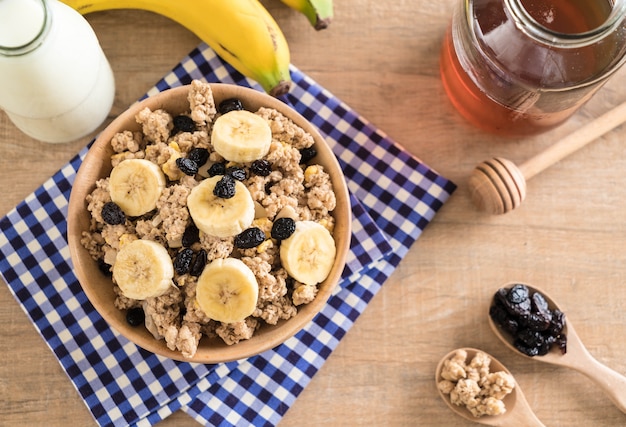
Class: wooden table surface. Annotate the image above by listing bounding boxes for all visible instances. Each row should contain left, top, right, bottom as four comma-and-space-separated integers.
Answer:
2, 1, 626, 426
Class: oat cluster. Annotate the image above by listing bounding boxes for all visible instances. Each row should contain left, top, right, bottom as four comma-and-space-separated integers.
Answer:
437, 349, 515, 417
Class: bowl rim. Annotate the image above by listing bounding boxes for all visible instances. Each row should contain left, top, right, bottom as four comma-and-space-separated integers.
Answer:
67, 83, 352, 363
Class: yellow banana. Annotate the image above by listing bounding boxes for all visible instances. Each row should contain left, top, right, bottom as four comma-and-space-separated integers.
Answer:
280, 0, 333, 30
60, 0, 291, 96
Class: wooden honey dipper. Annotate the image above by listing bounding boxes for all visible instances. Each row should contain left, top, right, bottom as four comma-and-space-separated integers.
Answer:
469, 101, 626, 215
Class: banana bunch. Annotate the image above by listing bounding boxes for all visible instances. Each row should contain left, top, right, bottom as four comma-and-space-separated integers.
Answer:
279, 0, 333, 30
61, 0, 334, 97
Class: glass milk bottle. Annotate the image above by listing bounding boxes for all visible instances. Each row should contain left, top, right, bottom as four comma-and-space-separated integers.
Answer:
0, 0, 115, 143
440, 0, 626, 136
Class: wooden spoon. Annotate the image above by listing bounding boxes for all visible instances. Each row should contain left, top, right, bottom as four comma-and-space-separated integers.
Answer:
435, 347, 545, 426
469, 100, 626, 215
488, 282, 626, 413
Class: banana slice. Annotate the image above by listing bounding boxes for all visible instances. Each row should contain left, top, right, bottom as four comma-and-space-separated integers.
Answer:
280, 220, 336, 286
196, 258, 259, 324
109, 159, 166, 217
112, 239, 174, 300
211, 110, 272, 163
187, 175, 255, 238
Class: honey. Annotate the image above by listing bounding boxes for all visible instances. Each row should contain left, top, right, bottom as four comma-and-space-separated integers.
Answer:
441, 0, 626, 136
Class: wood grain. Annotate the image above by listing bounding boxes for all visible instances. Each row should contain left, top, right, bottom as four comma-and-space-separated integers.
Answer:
2, 1, 626, 426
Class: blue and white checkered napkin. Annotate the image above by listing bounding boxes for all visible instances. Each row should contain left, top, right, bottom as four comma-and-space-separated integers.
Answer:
0, 44, 455, 426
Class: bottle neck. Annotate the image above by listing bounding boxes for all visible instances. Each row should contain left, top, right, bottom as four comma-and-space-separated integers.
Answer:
0, 0, 50, 57
505, 0, 626, 48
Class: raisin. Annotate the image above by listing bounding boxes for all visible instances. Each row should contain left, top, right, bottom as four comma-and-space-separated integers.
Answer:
188, 147, 209, 167
214, 174, 236, 199
182, 223, 200, 247
226, 166, 246, 181
190, 249, 207, 276
234, 227, 266, 249
101, 201, 126, 225
299, 146, 317, 164
527, 294, 551, 328
532, 292, 550, 314
489, 303, 518, 335
176, 157, 199, 176
208, 162, 226, 177
218, 98, 244, 114
97, 258, 112, 277
538, 334, 557, 355
556, 334, 568, 354
174, 115, 196, 132
271, 217, 296, 240
496, 287, 531, 318
548, 309, 566, 335
251, 159, 271, 176
525, 312, 552, 331
490, 285, 568, 357
494, 287, 509, 305
126, 307, 145, 327
514, 340, 540, 357
516, 329, 545, 348
508, 284, 530, 304
174, 248, 194, 275
173, 115, 196, 133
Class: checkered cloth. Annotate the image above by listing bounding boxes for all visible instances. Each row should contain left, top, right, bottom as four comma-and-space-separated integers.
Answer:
0, 44, 455, 426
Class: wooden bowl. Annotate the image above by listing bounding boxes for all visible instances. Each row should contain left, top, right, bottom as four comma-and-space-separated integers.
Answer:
67, 83, 351, 363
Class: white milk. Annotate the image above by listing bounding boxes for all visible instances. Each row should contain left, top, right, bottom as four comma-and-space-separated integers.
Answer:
0, 0, 115, 143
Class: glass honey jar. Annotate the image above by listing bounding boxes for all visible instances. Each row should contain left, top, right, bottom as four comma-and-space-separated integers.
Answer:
441, 0, 626, 136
